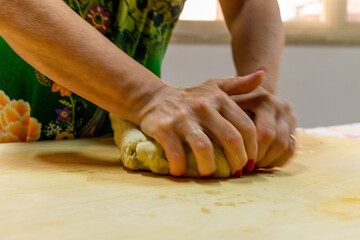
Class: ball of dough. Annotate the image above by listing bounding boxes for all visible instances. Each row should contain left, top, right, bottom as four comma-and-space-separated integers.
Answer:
110, 114, 231, 178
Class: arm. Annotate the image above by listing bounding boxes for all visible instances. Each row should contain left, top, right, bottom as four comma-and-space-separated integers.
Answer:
0, 0, 164, 125
219, 0, 296, 169
219, 0, 284, 93
0, 0, 264, 176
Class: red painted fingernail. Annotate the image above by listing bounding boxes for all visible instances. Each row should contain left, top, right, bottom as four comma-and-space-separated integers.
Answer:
245, 159, 255, 172
257, 66, 267, 72
234, 169, 243, 178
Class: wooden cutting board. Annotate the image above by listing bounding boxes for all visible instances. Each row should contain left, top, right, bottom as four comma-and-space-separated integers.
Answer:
0, 132, 359, 240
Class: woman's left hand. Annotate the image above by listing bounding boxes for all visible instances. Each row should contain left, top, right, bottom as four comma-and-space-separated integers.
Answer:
231, 86, 297, 170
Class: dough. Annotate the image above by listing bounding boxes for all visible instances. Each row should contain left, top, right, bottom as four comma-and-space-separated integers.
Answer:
109, 114, 231, 178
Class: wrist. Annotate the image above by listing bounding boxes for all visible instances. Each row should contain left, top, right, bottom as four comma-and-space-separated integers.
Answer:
260, 72, 278, 94
131, 82, 171, 125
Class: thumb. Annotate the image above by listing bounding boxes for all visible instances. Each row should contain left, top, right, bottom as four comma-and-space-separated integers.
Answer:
217, 70, 265, 95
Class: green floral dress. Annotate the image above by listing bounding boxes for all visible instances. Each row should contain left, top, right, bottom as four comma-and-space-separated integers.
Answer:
0, 0, 185, 143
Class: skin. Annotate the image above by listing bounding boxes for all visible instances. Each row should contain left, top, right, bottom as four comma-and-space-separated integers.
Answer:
220, 0, 296, 169
0, 0, 295, 176
138, 72, 264, 176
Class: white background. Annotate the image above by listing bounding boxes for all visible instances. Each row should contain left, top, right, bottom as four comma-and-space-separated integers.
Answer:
162, 43, 360, 128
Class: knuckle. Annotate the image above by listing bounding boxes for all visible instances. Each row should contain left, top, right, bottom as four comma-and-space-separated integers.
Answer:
141, 123, 161, 141
224, 132, 243, 147
241, 123, 256, 137
156, 117, 173, 132
173, 108, 189, 121
213, 91, 227, 102
190, 98, 210, 111
192, 137, 212, 153
169, 150, 186, 162
258, 128, 276, 142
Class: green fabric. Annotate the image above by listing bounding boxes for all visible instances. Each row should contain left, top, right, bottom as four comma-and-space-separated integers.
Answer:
0, 0, 184, 142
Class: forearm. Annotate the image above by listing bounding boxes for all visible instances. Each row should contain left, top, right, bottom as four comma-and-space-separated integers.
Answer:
0, 0, 165, 124
228, 0, 284, 94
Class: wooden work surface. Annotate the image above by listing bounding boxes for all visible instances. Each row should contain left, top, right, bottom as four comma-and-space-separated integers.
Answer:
0, 132, 359, 240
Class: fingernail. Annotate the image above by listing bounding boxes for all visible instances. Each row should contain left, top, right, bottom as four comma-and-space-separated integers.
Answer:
245, 159, 255, 172
257, 66, 267, 72
234, 169, 243, 178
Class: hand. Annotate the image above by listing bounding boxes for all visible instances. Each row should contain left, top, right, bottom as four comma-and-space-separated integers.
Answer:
231, 85, 296, 170
136, 71, 265, 177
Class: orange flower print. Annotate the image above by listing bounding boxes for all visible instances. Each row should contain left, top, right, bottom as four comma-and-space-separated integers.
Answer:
0, 89, 10, 107
0, 90, 42, 143
51, 82, 72, 97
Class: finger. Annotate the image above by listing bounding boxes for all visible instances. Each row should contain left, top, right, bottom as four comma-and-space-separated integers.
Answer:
268, 137, 296, 168
217, 71, 265, 95
257, 104, 297, 168
219, 99, 258, 166
256, 119, 289, 168
197, 107, 248, 175
141, 116, 188, 176
156, 132, 187, 176
269, 115, 297, 168
178, 123, 216, 177
268, 103, 297, 168
254, 103, 276, 163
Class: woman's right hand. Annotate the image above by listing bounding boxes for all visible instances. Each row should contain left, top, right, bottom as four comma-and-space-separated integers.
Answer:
135, 71, 265, 177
